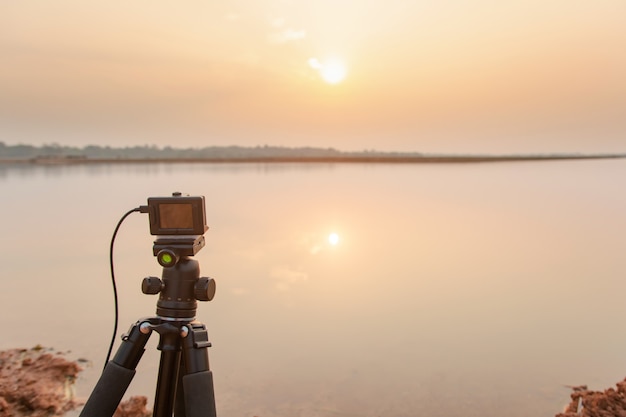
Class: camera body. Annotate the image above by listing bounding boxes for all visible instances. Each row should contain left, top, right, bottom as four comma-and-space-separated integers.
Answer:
147, 193, 208, 266
148, 194, 208, 236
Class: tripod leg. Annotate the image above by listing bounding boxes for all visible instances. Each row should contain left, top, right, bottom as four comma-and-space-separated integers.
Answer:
153, 345, 182, 417
179, 322, 217, 417
80, 320, 151, 417
174, 358, 186, 416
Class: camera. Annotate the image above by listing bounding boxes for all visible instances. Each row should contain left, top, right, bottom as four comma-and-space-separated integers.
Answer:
148, 192, 209, 267
148, 193, 208, 235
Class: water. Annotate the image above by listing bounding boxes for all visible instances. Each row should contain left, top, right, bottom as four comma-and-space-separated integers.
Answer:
1, 159, 625, 416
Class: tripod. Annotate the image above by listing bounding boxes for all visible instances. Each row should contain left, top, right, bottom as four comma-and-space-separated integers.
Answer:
80, 257, 217, 417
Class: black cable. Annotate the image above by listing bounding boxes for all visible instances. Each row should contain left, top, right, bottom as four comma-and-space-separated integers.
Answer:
104, 207, 142, 371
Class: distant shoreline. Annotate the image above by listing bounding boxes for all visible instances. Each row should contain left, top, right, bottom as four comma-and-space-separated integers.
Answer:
1, 154, 625, 165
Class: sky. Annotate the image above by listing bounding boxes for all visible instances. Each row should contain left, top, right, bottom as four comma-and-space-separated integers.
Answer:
1, 0, 625, 153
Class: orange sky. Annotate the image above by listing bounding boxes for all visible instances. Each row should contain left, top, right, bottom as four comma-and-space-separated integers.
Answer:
1, 1, 625, 152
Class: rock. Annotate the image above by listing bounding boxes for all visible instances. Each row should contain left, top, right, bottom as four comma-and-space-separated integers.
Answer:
557, 379, 626, 417
0, 347, 82, 416
113, 396, 151, 417
0, 347, 154, 417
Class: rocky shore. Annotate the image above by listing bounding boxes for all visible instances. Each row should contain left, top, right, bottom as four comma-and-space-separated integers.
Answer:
0, 347, 149, 417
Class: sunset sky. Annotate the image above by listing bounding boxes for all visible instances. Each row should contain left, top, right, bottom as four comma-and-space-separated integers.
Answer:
1, 1, 625, 153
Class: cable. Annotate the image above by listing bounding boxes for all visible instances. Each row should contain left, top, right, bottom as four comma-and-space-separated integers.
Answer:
104, 207, 142, 371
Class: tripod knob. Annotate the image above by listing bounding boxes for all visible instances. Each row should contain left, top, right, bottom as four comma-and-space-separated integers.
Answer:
142, 276, 163, 294
195, 277, 216, 301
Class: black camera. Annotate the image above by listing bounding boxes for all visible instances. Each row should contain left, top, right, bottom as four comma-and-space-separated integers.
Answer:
148, 192, 209, 267
148, 194, 208, 235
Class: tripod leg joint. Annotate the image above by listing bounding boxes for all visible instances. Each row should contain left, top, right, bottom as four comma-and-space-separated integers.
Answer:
186, 322, 212, 349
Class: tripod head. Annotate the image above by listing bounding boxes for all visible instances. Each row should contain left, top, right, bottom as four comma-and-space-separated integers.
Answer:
142, 192, 216, 319
142, 256, 216, 319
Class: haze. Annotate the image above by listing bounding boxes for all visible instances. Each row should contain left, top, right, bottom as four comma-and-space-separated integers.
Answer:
1, 1, 625, 153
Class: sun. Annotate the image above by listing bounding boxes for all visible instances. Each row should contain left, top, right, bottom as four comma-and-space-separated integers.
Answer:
328, 232, 340, 246
309, 58, 347, 84
320, 60, 347, 84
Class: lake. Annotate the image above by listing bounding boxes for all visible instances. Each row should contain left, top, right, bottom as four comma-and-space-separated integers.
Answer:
1, 159, 625, 417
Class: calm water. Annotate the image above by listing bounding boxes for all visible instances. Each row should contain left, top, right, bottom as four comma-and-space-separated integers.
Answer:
1, 160, 626, 417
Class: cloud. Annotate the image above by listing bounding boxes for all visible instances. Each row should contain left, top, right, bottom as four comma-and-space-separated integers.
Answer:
309, 244, 323, 255
268, 28, 307, 44
266, 14, 306, 43
308, 58, 322, 69
270, 265, 308, 292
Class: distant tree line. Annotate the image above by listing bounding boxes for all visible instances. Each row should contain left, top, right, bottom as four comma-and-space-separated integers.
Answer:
0, 142, 336, 160
0, 142, 420, 160
4, 141, 618, 163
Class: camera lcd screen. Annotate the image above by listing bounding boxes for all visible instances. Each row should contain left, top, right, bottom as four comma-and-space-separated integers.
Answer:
159, 203, 194, 229
148, 195, 208, 235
